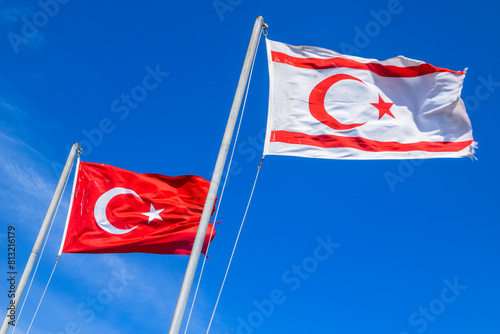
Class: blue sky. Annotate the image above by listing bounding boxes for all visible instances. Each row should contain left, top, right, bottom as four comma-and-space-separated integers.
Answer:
1, 0, 499, 333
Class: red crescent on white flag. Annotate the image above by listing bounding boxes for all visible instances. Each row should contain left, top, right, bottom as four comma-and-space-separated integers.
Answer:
309, 74, 368, 131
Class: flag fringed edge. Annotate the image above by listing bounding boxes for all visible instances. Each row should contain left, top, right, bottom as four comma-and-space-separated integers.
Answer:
468, 141, 478, 160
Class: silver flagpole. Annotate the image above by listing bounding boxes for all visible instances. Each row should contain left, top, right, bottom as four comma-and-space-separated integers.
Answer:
0, 142, 80, 334
168, 16, 266, 334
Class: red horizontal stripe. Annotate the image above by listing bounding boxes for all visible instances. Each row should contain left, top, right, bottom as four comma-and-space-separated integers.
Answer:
271, 131, 473, 153
271, 51, 465, 77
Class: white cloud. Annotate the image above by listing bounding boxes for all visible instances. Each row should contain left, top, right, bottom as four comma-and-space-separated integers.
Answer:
0, 152, 54, 201
0, 101, 59, 200
0, 130, 57, 207
0, 101, 68, 241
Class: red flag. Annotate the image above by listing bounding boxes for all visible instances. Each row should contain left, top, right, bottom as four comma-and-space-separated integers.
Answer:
60, 161, 215, 255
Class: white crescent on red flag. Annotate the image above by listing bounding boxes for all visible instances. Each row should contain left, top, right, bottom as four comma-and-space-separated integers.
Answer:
60, 161, 215, 255
264, 39, 476, 160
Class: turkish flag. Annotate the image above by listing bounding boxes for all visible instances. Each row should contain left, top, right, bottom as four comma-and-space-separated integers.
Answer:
264, 39, 476, 160
60, 161, 215, 255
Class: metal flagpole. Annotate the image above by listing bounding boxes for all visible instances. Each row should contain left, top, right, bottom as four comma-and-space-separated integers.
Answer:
168, 16, 266, 334
0, 142, 80, 334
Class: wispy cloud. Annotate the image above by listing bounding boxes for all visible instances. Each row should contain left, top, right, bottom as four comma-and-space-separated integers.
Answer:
21, 253, 194, 333
0, 151, 54, 200
0, 131, 56, 202
0, 101, 60, 224
0, 6, 32, 24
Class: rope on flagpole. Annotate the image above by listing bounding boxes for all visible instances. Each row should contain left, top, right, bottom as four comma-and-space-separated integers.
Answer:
25, 256, 61, 334
11, 158, 74, 334
182, 27, 264, 334
205, 157, 264, 334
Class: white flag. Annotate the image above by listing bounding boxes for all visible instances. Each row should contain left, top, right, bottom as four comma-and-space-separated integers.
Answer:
264, 39, 476, 160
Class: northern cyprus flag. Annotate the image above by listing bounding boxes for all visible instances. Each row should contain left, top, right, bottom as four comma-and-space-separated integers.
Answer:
264, 39, 475, 160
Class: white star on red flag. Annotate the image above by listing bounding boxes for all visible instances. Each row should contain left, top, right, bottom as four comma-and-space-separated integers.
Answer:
142, 203, 164, 224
